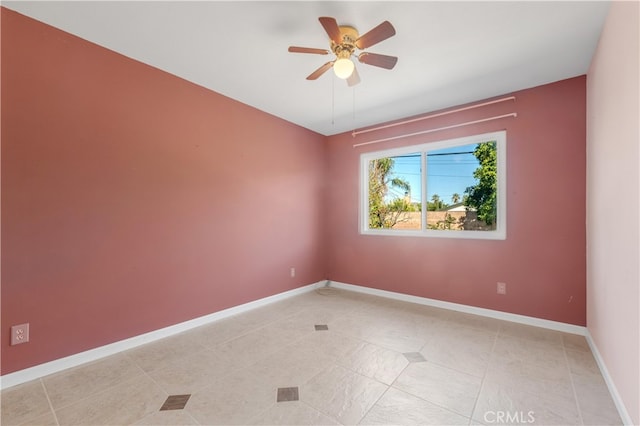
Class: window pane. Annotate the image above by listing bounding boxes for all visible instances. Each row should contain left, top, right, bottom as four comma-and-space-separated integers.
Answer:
360, 130, 505, 239
426, 141, 497, 231
368, 153, 421, 229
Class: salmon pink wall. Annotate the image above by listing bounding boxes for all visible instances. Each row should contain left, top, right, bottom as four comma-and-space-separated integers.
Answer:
1, 8, 326, 374
586, 1, 639, 423
326, 77, 587, 326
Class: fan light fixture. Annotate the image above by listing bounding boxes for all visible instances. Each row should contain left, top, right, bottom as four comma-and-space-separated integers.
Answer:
333, 58, 355, 79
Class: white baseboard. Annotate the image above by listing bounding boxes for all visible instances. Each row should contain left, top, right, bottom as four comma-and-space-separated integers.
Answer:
585, 331, 634, 426
4, 279, 614, 405
327, 280, 587, 335
5, 278, 628, 424
0, 280, 327, 390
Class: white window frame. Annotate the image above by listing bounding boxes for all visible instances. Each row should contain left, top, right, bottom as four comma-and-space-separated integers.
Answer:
360, 130, 506, 240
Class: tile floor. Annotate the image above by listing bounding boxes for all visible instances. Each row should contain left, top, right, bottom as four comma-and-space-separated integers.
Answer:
1, 287, 623, 425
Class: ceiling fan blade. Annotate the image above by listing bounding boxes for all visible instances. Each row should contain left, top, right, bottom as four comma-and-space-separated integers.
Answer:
358, 52, 398, 70
319, 17, 342, 44
347, 66, 361, 87
288, 46, 330, 55
355, 21, 396, 49
307, 61, 334, 80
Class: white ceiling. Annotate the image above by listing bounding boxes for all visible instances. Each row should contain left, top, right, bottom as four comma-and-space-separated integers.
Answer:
4, 1, 610, 136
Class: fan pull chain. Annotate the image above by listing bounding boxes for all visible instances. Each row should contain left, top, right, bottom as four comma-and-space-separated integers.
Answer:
331, 75, 335, 125
352, 86, 356, 121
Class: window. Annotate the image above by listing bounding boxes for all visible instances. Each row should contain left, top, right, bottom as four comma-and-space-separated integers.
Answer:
360, 131, 506, 239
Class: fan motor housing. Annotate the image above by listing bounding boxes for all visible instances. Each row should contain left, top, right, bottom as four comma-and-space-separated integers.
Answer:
331, 25, 359, 58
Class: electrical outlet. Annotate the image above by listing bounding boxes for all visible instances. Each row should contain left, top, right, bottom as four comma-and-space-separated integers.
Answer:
11, 323, 29, 345
290, 267, 295, 278
497, 282, 507, 295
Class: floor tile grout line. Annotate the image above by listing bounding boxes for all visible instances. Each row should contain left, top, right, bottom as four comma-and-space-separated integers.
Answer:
246, 399, 280, 424
125, 344, 212, 376
294, 365, 343, 425
39, 378, 60, 426
186, 299, 312, 350
335, 343, 410, 388
197, 321, 315, 373
298, 399, 342, 425
414, 321, 496, 380
563, 342, 586, 426
184, 409, 203, 426
487, 329, 588, 424
387, 352, 411, 390
357, 382, 393, 425
138, 363, 171, 407
303, 360, 390, 424
36, 354, 150, 414
468, 324, 500, 424
245, 320, 361, 421
388, 372, 476, 422
41, 368, 151, 415
367, 339, 478, 423
411, 356, 489, 381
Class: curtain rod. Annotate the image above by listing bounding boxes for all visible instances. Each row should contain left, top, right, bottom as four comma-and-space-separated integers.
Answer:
351, 96, 516, 138
352, 113, 517, 148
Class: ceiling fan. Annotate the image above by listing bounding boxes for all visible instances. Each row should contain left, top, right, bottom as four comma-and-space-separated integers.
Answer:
288, 17, 397, 86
